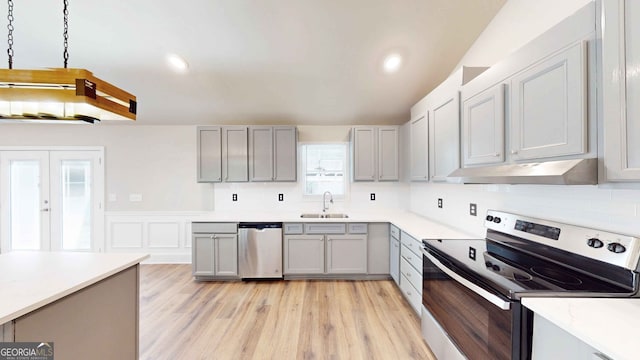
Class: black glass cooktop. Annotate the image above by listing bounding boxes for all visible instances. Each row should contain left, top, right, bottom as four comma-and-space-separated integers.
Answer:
422, 238, 636, 300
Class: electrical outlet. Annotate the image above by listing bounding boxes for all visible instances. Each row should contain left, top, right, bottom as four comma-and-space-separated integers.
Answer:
232, 193, 238, 202
278, 193, 284, 202
470, 203, 477, 216
438, 198, 443, 208
370, 193, 376, 201
468, 247, 476, 261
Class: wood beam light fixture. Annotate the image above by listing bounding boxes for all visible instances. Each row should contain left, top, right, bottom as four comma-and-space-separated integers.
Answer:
0, 0, 137, 123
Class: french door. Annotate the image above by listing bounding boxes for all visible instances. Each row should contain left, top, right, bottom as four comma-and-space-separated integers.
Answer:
0, 149, 104, 253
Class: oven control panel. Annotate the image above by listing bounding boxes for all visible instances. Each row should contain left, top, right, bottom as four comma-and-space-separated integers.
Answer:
484, 210, 640, 271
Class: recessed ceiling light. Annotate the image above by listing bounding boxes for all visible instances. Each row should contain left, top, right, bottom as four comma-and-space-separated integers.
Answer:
383, 53, 402, 73
167, 54, 189, 73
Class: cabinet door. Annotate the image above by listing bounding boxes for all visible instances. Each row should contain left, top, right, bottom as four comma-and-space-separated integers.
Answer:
283, 235, 325, 274
510, 42, 587, 161
222, 126, 248, 182
197, 127, 222, 182
248, 126, 274, 182
602, 0, 640, 181
378, 127, 399, 181
367, 223, 390, 275
390, 237, 400, 285
215, 234, 238, 276
462, 84, 505, 166
410, 115, 429, 181
273, 126, 297, 181
192, 234, 215, 276
326, 234, 367, 274
429, 93, 460, 181
352, 127, 376, 181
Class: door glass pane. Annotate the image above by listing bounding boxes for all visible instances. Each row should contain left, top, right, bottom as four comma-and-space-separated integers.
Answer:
10, 161, 41, 250
61, 160, 92, 250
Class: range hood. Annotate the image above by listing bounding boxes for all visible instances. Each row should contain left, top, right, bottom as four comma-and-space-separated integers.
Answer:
447, 158, 598, 185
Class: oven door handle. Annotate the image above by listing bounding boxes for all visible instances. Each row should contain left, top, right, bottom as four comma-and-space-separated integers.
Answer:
422, 249, 511, 310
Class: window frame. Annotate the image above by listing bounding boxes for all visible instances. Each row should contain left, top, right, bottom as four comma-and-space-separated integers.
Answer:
299, 142, 350, 201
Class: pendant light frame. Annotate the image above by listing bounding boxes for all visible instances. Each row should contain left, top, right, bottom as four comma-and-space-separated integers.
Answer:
1, 0, 137, 123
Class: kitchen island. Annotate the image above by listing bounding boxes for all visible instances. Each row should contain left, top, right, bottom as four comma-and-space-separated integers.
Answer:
0, 251, 148, 360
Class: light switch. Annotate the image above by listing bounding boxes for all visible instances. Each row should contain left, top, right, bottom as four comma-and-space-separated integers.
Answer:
129, 194, 143, 202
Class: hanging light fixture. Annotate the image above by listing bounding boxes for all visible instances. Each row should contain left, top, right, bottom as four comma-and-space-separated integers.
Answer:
0, 0, 137, 123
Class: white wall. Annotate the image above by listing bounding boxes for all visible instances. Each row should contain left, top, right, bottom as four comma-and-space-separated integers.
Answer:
411, 0, 640, 238
455, 0, 592, 69
0, 123, 407, 213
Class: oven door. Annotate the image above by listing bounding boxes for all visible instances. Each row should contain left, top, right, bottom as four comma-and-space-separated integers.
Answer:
421, 247, 529, 360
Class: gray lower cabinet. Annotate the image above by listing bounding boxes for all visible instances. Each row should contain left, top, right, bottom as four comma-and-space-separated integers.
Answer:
283, 234, 325, 274
283, 223, 370, 276
192, 222, 239, 279
367, 223, 390, 275
399, 231, 423, 315
389, 225, 400, 285
326, 234, 367, 274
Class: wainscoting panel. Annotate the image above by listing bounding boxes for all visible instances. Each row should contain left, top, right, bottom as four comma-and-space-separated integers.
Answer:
148, 222, 181, 249
106, 212, 207, 263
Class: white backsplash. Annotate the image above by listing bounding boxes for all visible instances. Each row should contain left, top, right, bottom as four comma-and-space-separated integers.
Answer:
213, 181, 410, 214
410, 182, 640, 238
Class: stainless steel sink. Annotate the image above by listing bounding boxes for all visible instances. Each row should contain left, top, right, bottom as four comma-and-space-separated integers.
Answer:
324, 213, 349, 218
299, 213, 349, 219
300, 213, 322, 218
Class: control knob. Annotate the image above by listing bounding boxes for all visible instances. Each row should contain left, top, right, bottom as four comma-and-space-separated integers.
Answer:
491, 264, 501, 271
587, 238, 604, 248
486, 215, 494, 222
607, 243, 626, 254
493, 217, 502, 224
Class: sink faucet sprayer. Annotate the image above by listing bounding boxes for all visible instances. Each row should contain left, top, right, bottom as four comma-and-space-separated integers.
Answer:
322, 191, 333, 213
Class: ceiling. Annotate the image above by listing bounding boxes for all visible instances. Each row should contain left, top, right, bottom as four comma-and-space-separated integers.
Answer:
5, 0, 505, 126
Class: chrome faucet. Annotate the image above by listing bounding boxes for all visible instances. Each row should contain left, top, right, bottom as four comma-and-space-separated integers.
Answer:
322, 191, 333, 213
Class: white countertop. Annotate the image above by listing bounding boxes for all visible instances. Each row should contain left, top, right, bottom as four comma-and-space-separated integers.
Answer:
191, 210, 476, 240
0, 251, 149, 324
522, 297, 640, 360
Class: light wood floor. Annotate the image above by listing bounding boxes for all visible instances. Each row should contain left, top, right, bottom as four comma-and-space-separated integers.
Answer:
139, 264, 436, 360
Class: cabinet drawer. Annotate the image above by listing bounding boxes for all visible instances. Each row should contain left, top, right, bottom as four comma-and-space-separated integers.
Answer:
284, 223, 303, 234
304, 223, 346, 234
348, 223, 368, 234
401, 244, 422, 272
401, 231, 421, 256
400, 273, 422, 315
401, 257, 422, 293
192, 222, 237, 234
390, 224, 400, 240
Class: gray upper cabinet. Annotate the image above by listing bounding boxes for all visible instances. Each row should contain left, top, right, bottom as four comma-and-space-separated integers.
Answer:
429, 94, 460, 181
197, 126, 222, 182
351, 126, 399, 181
510, 42, 587, 161
273, 126, 297, 181
602, 0, 640, 181
249, 126, 274, 181
378, 127, 400, 180
409, 114, 429, 181
249, 126, 297, 182
462, 84, 505, 166
352, 127, 376, 181
460, 3, 595, 169
222, 126, 249, 182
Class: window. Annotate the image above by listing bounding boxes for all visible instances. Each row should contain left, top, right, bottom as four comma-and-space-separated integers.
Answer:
300, 143, 348, 196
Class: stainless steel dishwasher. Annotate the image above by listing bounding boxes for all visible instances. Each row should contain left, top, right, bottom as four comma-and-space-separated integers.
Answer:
238, 222, 283, 279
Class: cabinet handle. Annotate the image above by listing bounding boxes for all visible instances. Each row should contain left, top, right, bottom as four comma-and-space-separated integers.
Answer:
407, 256, 412, 261
510, 150, 518, 155
210, 235, 214, 239
407, 272, 411, 277
494, 153, 501, 157
407, 291, 412, 296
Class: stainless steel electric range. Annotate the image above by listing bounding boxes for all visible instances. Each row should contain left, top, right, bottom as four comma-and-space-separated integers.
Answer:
420, 210, 640, 360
